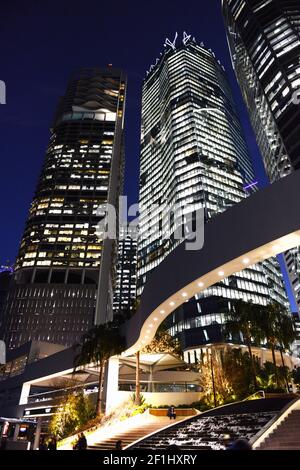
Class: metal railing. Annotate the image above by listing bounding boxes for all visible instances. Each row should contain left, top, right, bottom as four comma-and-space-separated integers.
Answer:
243, 390, 265, 401
118, 380, 202, 393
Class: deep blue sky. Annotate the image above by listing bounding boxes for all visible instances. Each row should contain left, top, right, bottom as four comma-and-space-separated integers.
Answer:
0, 0, 296, 310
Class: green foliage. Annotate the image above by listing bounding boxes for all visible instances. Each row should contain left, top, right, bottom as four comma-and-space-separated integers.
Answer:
131, 403, 149, 416
259, 303, 296, 350
256, 361, 289, 392
74, 320, 126, 370
221, 348, 256, 399
198, 348, 235, 407
197, 347, 290, 408
148, 402, 212, 411
225, 300, 296, 390
141, 329, 183, 358
49, 391, 95, 439
191, 401, 213, 411
130, 392, 146, 406
74, 319, 126, 416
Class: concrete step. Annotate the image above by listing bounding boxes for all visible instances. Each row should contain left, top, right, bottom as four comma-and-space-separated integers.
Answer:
87, 419, 176, 450
258, 408, 300, 450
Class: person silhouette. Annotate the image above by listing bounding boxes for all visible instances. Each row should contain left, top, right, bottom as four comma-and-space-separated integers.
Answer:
47, 436, 57, 450
227, 438, 252, 450
115, 440, 123, 450
78, 432, 87, 450
167, 405, 176, 420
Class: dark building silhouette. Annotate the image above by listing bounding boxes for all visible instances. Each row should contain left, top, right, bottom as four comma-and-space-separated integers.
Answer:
0, 267, 13, 339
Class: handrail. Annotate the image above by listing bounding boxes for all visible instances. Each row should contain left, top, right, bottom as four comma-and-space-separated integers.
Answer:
243, 390, 265, 401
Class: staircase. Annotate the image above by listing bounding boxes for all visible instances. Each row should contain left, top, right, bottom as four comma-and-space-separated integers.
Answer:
259, 410, 300, 450
88, 417, 185, 450
129, 398, 294, 451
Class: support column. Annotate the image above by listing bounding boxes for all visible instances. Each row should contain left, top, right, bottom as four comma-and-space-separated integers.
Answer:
0, 421, 9, 438
104, 357, 119, 414
19, 382, 31, 405
33, 417, 42, 450
149, 365, 154, 393
260, 349, 267, 367
13, 424, 20, 441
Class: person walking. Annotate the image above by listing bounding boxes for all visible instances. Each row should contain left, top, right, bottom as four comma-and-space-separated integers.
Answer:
115, 440, 123, 450
38, 436, 47, 451
47, 436, 57, 450
78, 432, 87, 450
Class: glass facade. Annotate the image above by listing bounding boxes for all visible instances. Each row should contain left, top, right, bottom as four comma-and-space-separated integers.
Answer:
222, 0, 300, 314
113, 228, 137, 313
3, 68, 126, 349
138, 35, 288, 349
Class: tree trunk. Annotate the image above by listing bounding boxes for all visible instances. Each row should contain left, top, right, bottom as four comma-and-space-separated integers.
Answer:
210, 349, 217, 407
247, 340, 258, 390
271, 345, 280, 389
135, 351, 141, 406
280, 347, 289, 392
96, 361, 105, 416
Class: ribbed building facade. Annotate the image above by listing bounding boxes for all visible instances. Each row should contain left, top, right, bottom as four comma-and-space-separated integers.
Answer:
3, 68, 126, 349
138, 34, 288, 350
222, 0, 300, 314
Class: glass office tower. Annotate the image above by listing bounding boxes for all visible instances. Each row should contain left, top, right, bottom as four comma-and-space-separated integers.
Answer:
222, 0, 300, 314
138, 34, 288, 350
3, 68, 126, 349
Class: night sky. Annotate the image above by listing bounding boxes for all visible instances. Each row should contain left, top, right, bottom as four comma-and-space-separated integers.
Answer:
0, 0, 296, 309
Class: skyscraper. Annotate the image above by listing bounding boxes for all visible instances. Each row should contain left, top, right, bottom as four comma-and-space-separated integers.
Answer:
113, 227, 137, 314
222, 0, 300, 314
138, 33, 288, 350
3, 68, 126, 349
0, 266, 13, 339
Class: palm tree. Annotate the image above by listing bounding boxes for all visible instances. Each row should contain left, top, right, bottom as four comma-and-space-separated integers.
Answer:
74, 322, 125, 416
225, 299, 261, 390
260, 302, 296, 389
